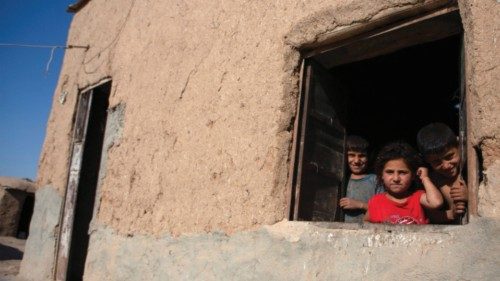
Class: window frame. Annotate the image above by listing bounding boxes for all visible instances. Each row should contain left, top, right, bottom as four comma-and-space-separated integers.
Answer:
287, 4, 474, 223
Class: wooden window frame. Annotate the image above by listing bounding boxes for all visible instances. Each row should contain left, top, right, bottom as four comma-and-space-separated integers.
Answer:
287, 4, 475, 222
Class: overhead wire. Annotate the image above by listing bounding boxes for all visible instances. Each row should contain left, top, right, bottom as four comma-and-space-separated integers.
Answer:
0, 43, 89, 74
0, 43, 88, 49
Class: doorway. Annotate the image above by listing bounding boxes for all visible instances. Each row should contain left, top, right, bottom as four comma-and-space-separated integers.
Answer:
55, 81, 111, 281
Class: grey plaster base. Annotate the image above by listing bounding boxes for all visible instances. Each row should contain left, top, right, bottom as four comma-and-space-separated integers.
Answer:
84, 219, 500, 281
18, 186, 62, 281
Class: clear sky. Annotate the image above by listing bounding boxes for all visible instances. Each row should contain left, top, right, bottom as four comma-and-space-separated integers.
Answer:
0, 1, 74, 179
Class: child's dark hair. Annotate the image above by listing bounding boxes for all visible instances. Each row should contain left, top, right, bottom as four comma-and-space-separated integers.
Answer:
346, 135, 369, 153
416, 123, 458, 157
374, 141, 423, 180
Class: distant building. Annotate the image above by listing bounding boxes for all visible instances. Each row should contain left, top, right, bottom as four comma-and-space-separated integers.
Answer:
0, 177, 35, 238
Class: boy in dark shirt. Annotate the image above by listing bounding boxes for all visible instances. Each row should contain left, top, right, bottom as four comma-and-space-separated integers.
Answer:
417, 123, 468, 223
340, 136, 383, 223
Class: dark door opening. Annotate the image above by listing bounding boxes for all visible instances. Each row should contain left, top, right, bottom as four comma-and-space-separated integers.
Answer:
290, 8, 465, 223
16, 193, 34, 239
56, 81, 111, 281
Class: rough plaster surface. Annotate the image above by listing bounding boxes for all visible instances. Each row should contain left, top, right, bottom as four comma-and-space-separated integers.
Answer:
0, 177, 35, 236
457, 0, 499, 218
479, 160, 500, 217
82, 220, 499, 281
18, 186, 62, 281
0, 177, 36, 194
0, 189, 26, 236
36, 0, 498, 236
459, 0, 500, 145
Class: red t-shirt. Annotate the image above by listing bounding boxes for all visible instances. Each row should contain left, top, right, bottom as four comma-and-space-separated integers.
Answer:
368, 190, 429, 224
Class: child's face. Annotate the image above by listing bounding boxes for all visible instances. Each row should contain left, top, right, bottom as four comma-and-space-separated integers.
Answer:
347, 150, 368, 175
381, 158, 414, 194
425, 146, 460, 178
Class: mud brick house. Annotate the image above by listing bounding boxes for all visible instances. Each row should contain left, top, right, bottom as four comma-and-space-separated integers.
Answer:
0, 177, 35, 238
19, 0, 499, 280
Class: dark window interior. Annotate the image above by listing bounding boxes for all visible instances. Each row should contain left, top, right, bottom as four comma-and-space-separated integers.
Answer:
329, 34, 461, 160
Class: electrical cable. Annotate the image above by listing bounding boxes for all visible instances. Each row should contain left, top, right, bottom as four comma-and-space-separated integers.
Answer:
0, 43, 89, 73
0, 43, 88, 49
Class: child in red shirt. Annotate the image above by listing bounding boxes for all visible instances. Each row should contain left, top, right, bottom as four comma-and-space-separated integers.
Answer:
364, 142, 443, 225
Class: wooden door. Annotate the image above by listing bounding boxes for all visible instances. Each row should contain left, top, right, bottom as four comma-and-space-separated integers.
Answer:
55, 90, 93, 281
458, 36, 468, 224
55, 82, 110, 281
293, 60, 347, 221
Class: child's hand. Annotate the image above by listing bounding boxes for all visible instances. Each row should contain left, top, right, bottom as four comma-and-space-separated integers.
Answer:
417, 167, 430, 180
339, 198, 366, 210
454, 202, 467, 215
450, 179, 468, 201
451, 179, 468, 215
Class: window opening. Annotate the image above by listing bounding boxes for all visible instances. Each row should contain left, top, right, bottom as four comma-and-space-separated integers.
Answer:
290, 8, 466, 223
55, 81, 111, 281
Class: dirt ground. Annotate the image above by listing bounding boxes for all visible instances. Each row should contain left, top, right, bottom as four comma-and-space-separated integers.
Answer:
0, 236, 25, 281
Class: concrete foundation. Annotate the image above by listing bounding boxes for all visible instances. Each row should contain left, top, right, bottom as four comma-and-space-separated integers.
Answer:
18, 186, 62, 281
83, 219, 499, 281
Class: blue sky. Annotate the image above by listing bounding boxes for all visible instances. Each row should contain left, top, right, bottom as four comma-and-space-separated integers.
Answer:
0, 1, 74, 179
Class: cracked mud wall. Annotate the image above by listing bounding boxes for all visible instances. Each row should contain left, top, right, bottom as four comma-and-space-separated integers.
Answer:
458, 0, 500, 218
35, 0, 498, 237
83, 219, 500, 281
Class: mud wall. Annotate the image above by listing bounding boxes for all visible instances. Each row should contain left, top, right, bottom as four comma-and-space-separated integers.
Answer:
0, 189, 25, 236
39, 0, 500, 236
0, 177, 36, 237
36, 0, 499, 235
458, 0, 500, 217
